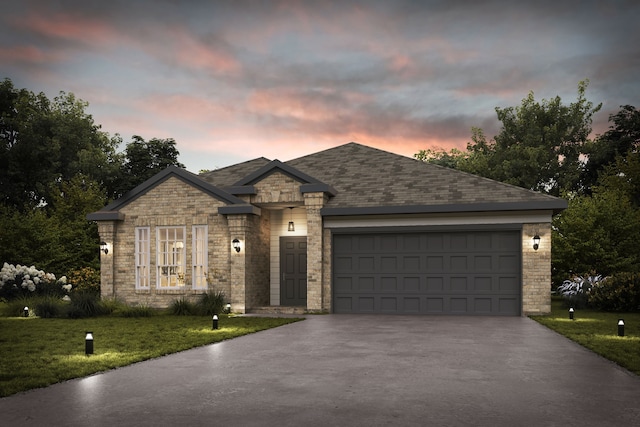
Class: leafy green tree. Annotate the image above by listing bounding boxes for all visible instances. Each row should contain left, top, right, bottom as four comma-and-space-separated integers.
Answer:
0, 78, 122, 211
0, 78, 186, 276
120, 135, 185, 192
417, 81, 602, 196
582, 105, 640, 195
552, 187, 640, 284
0, 175, 104, 276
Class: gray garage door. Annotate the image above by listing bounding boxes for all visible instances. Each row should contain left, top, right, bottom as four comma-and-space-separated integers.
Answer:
333, 230, 521, 315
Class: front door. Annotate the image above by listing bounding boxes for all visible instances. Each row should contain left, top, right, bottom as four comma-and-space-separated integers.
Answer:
280, 236, 307, 306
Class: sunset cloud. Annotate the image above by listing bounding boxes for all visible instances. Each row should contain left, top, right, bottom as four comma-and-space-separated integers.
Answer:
1, 0, 638, 173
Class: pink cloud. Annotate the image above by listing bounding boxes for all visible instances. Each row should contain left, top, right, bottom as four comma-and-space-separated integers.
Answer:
0, 45, 65, 63
19, 12, 117, 46
159, 27, 242, 75
138, 93, 237, 124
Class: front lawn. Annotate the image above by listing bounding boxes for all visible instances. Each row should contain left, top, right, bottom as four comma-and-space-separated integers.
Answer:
0, 315, 302, 398
530, 299, 640, 376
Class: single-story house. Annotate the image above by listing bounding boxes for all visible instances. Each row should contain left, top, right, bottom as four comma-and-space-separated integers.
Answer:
87, 142, 566, 316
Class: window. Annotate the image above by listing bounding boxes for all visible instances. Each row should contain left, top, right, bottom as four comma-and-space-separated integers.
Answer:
157, 227, 186, 288
135, 227, 150, 289
192, 225, 208, 289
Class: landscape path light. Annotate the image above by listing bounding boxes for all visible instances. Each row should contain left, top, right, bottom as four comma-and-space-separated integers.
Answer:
618, 319, 625, 337
23, 306, 29, 317
85, 331, 94, 355
213, 315, 219, 330
226, 303, 231, 314
569, 307, 574, 320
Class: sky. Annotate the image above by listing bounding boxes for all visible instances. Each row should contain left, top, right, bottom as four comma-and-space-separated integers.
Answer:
2, 0, 639, 173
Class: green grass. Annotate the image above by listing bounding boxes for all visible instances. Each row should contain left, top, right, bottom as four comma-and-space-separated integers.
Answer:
0, 314, 302, 398
531, 298, 640, 376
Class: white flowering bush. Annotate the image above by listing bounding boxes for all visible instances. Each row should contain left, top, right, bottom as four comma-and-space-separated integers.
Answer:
556, 275, 605, 309
0, 263, 70, 301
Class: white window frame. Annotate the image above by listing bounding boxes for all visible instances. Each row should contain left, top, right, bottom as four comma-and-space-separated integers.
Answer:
135, 227, 150, 289
156, 226, 186, 288
192, 225, 208, 290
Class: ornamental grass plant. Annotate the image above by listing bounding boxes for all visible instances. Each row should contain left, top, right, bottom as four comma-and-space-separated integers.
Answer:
531, 298, 640, 376
0, 312, 302, 397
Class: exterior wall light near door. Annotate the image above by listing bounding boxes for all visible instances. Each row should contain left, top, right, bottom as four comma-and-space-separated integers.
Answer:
232, 238, 241, 253
287, 207, 295, 232
100, 241, 109, 254
533, 234, 541, 251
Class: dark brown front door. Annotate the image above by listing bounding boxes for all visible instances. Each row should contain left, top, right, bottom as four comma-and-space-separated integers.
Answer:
280, 236, 307, 306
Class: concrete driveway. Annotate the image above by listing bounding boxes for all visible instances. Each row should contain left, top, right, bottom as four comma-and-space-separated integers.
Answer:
1, 315, 639, 426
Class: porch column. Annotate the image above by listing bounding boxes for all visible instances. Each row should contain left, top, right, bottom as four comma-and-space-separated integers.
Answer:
98, 221, 116, 299
304, 192, 329, 312
227, 214, 248, 314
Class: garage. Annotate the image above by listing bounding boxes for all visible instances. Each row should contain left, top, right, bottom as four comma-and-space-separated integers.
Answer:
333, 229, 521, 315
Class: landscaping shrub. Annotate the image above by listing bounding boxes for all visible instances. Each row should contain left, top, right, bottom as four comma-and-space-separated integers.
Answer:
556, 275, 604, 309
589, 272, 640, 312
119, 303, 155, 318
198, 290, 226, 315
170, 297, 196, 316
99, 297, 124, 315
66, 292, 104, 318
34, 296, 65, 318
66, 267, 100, 295
2, 297, 34, 317
0, 263, 70, 301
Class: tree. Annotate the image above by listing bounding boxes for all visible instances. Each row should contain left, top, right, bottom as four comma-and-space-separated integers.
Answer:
582, 105, 640, 193
0, 78, 122, 211
417, 81, 602, 196
552, 187, 640, 284
120, 135, 185, 192
0, 78, 187, 277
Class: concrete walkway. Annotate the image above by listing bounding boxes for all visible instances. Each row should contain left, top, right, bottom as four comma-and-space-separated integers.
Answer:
1, 315, 639, 426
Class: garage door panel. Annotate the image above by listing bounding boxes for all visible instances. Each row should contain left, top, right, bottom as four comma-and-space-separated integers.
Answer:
333, 230, 521, 315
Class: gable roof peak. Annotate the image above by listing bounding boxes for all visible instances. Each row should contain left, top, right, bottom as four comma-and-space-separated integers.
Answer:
233, 158, 323, 186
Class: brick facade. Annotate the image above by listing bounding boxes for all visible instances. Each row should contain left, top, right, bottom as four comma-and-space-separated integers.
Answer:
91, 144, 563, 316
522, 223, 552, 315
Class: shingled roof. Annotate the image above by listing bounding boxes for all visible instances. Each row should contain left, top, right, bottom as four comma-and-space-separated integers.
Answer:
202, 142, 566, 214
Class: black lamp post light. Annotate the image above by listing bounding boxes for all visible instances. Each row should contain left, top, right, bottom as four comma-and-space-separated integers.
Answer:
212, 315, 219, 330
85, 331, 94, 355
618, 319, 625, 337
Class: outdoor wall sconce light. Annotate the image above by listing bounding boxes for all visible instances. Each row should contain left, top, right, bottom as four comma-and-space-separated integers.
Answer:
23, 306, 29, 317
85, 331, 94, 355
287, 207, 295, 232
533, 234, 541, 251
569, 307, 574, 320
232, 238, 241, 253
100, 241, 109, 254
618, 319, 625, 337
212, 314, 219, 330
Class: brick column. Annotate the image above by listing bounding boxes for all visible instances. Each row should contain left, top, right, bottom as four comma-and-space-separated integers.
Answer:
227, 214, 248, 314
522, 223, 552, 315
304, 192, 328, 312
98, 222, 116, 299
